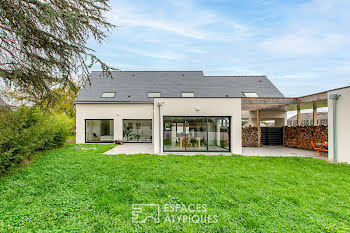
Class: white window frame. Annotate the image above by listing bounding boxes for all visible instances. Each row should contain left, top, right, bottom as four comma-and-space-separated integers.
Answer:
102, 92, 116, 98
181, 92, 195, 97
147, 92, 161, 98
243, 92, 258, 97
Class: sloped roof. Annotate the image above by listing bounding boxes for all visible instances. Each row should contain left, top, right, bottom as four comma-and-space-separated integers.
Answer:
75, 71, 284, 103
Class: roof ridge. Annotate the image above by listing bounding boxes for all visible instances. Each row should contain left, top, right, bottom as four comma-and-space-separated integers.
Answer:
206, 75, 267, 77
91, 70, 203, 72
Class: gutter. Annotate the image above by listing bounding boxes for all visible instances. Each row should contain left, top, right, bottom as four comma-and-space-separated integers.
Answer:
329, 93, 341, 163
157, 101, 164, 154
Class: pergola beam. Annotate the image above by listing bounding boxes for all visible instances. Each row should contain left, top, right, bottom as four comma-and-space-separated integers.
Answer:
313, 101, 318, 126
241, 93, 328, 112
257, 110, 261, 147
241, 98, 297, 105
242, 104, 287, 111
297, 104, 301, 126
297, 92, 328, 104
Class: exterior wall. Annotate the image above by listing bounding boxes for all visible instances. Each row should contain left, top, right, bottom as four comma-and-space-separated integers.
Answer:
242, 110, 287, 127
153, 98, 242, 154
76, 103, 153, 144
328, 87, 350, 163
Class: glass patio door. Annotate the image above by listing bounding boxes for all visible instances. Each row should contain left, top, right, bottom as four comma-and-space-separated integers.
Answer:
163, 117, 230, 152
163, 117, 186, 151
123, 120, 152, 142
185, 117, 207, 151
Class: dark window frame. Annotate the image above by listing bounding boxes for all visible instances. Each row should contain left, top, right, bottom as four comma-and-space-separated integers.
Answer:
85, 119, 114, 143
123, 119, 153, 143
163, 116, 231, 152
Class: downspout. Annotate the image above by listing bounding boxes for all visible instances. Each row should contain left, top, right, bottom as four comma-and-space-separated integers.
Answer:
329, 94, 341, 163
157, 101, 163, 154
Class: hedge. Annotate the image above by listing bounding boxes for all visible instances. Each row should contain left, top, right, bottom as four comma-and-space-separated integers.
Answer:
0, 107, 74, 175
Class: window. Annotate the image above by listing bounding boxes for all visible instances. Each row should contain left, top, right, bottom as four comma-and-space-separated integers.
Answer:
163, 117, 230, 152
181, 92, 194, 97
85, 120, 114, 143
123, 120, 152, 142
148, 92, 161, 98
102, 92, 115, 98
243, 92, 258, 97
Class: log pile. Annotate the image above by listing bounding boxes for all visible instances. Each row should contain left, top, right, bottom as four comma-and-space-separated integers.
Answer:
283, 125, 328, 150
242, 126, 258, 147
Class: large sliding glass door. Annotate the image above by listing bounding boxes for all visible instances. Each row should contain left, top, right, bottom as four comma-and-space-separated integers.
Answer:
185, 117, 207, 151
123, 119, 152, 142
163, 117, 186, 151
207, 118, 230, 151
163, 117, 230, 152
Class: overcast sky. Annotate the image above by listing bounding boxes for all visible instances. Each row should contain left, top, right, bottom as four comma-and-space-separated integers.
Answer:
88, 0, 350, 98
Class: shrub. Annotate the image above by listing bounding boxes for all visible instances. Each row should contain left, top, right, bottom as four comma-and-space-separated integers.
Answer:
0, 107, 74, 175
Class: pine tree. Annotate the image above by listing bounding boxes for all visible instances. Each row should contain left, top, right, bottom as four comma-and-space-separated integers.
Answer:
0, 0, 114, 104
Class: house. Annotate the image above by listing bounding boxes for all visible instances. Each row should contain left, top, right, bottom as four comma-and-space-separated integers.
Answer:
287, 112, 328, 126
75, 71, 287, 154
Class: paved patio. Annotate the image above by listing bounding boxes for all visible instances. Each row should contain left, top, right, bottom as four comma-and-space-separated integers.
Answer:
242, 145, 327, 160
104, 144, 327, 160
104, 143, 153, 155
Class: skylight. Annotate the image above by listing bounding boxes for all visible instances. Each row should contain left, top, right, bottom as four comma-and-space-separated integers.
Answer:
148, 92, 161, 98
243, 92, 258, 97
101, 92, 115, 98
181, 92, 194, 97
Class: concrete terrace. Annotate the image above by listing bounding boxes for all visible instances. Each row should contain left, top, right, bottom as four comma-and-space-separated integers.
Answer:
104, 144, 327, 160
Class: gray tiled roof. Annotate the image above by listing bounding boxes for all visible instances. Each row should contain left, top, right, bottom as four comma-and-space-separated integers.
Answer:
75, 71, 284, 103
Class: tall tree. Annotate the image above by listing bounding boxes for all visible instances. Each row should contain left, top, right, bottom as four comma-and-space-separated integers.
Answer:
0, 0, 114, 104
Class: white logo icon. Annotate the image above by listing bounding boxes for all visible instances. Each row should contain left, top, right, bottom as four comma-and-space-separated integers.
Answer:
132, 204, 160, 223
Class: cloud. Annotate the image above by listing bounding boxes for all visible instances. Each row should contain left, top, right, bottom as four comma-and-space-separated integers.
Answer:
259, 32, 345, 57
186, 48, 208, 54
115, 46, 182, 60
107, 0, 250, 41
258, 0, 350, 57
108, 63, 149, 69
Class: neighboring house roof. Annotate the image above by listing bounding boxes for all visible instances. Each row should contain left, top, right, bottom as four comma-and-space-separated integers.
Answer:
75, 71, 284, 103
288, 112, 328, 121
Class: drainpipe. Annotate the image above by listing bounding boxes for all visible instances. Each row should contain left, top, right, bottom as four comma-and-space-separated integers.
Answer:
329, 94, 341, 163
157, 101, 164, 154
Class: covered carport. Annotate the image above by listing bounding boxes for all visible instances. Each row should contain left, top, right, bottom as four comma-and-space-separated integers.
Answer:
241, 93, 329, 160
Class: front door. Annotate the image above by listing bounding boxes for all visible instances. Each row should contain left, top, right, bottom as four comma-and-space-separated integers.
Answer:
123, 119, 152, 142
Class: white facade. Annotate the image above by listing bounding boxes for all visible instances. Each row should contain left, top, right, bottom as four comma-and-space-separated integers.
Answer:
328, 87, 350, 163
76, 98, 242, 154
76, 103, 154, 143
152, 98, 242, 154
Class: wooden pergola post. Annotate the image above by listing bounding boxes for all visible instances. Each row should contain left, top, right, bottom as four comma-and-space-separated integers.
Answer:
257, 110, 261, 147
313, 101, 318, 126
297, 104, 301, 126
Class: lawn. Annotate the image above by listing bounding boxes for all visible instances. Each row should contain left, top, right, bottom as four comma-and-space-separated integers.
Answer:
0, 144, 349, 232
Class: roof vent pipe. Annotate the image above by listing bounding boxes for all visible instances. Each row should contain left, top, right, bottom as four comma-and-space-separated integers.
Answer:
329, 93, 341, 163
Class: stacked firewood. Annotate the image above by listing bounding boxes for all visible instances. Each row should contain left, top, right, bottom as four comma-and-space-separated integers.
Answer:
283, 126, 328, 150
242, 126, 258, 147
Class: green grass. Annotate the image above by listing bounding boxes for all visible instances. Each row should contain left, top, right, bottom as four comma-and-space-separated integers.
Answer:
0, 144, 349, 232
